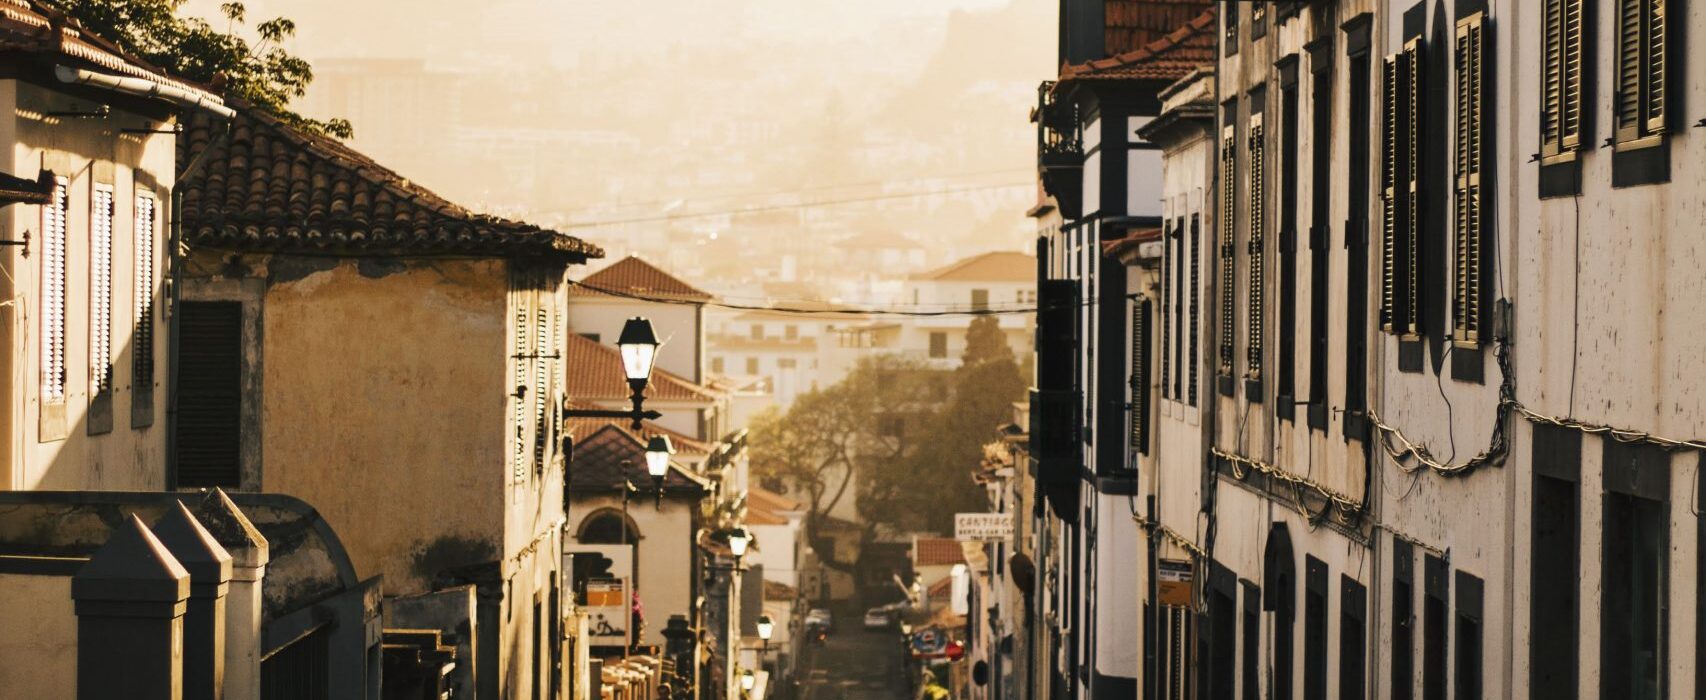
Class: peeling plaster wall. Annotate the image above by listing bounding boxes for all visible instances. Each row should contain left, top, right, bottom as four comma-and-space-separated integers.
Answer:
3, 81, 176, 491
258, 257, 508, 597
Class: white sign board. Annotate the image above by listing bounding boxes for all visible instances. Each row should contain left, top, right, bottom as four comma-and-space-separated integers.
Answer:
955, 513, 1014, 542
584, 579, 630, 647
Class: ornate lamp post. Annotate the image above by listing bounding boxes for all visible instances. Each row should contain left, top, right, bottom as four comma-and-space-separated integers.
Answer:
564, 317, 664, 429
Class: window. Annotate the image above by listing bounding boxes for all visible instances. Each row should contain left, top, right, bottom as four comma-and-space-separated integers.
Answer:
1602, 440, 1669, 700
1344, 20, 1373, 427
1614, 0, 1669, 149
778, 358, 797, 370
750, 324, 763, 340
711, 356, 724, 373
1203, 567, 1235, 700
1540, 0, 1588, 170
1392, 539, 1415, 700
1531, 424, 1581, 699
40, 175, 68, 405
134, 192, 158, 397
1278, 59, 1300, 415
745, 357, 759, 375
785, 324, 798, 340
1130, 299, 1151, 453
1224, 2, 1239, 56
1189, 214, 1200, 406
1307, 39, 1332, 427
1304, 557, 1327, 700
929, 332, 948, 358
1218, 124, 1237, 386
1159, 598, 1194, 699
512, 297, 530, 481
175, 301, 243, 488
90, 184, 114, 399
1340, 577, 1367, 700
1455, 572, 1482, 700
1245, 108, 1267, 393
1423, 554, 1448, 700
1380, 39, 1423, 338
971, 289, 989, 311
1452, 12, 1488, 350
1241, 580, 1259, 700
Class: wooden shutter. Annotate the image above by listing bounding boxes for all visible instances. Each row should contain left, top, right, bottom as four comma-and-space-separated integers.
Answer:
1616, 0, 1667, 144
1454, 14, 1487, 348
1130, 300, 1151, 453
532, 306, 549, 474
513, 297, 530, 481
1160, 221, 1172, 399
1647, 0, 1667, 134
1247, 114, 1266, 382
1173, 221, 1186, 401
1220, 127, 1237, 377
134, 193, 157, 389
41, 176, 67, 402
90, 185, 114, 396
1189, 214, 1201, 407
1542, 0, 1585, 158
1379, 56, 1401, 334
1402, 41, 1423, 337
176, 301, 243, 488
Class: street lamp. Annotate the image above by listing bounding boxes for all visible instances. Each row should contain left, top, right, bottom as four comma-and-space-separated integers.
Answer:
740, 670, 756, 693
756, 615, 774, 643
643, 435, 674, 507
727, 527, 750, 561
563, 317, 664, 430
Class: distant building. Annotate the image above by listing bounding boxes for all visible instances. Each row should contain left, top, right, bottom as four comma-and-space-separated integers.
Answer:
569, 255, 713, 384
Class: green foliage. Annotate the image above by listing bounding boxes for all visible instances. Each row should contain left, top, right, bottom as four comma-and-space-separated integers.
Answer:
60, 0, 351, 138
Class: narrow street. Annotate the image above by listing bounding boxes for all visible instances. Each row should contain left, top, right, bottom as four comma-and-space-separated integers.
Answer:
797, 626, 912, 700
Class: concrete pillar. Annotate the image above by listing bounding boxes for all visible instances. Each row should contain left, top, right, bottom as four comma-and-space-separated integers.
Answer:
154, 502, 233, 700
186, 489, 268, 700
72, 513, 191, 700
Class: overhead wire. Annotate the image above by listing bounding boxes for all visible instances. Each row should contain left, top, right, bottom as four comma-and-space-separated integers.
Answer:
562, 181, 1032, 229
568, 278, 1081, 317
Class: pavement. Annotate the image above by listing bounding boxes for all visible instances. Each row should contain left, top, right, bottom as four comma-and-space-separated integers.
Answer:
796, 625, 912, 700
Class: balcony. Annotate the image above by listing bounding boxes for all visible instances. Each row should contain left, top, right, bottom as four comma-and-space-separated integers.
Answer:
1036, 81, 1084, 219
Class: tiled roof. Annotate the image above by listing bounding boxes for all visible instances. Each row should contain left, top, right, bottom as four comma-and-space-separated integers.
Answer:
0, 170, 50, 206
748, 486, 804, 514
563, 402, 711, 456
0, 0, 222, 107
178, 103, 601, 261
913, 537, 968, 567
570, 256, 712, 301
763, 579, 796, 601
1061, 5, 1217, 84
1102, 227, 1163, 259
1103, 0, 1215, 56
745, 509, 788, 526
566, 424, 708, 494
909, 251, 1035, 283
927, 576, 954, 598
563, 333, 720, 403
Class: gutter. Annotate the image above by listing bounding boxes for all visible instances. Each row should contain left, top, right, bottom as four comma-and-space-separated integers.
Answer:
54, 65, 235, 120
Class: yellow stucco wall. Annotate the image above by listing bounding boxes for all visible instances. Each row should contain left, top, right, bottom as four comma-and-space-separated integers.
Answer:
259, 258, 509, 597
0, 573, 76, 698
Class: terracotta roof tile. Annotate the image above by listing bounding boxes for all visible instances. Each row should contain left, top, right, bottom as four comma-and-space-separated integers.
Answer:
927, 576, 954, 598
1062, 5, 1217, 84
745, 509, 788, 526
909, 251, 1035, 283
564, 333, 720, 403
563, 402, 711, 456
570, 256, 711, 301
747, 486, 804, 514
179, 103, 601, 260
764, 579, 796, 601
0, 0, 222, 106
913, 537, 968, 567
1102, 0, 1216, 56
566, 424, 708, 493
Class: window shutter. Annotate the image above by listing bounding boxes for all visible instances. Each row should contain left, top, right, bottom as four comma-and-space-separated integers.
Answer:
176, 301, 243, 488
1220, 128, 1237, 378
1247, 115, 1266, 382
1132, 300, 1151, 454
41, 176, 67, 403
532, 306, 549, 474
1646, 0, 1666, 134
134, 193, 157, 390
1616, 0, 1644, 140
1542, 0, 1586, 157
91, 185, 114, 396
1173, 221, 1186, 401
1402, 41, 1423, 336
1454, 13, 1487, 348
1189, 214, 1201, 407
513, 298, 530, 481
1160, 221, 1172, 400
1380, 57, 1401, 334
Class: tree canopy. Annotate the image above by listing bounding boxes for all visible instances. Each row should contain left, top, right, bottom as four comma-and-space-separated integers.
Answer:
62, 0, 351, 138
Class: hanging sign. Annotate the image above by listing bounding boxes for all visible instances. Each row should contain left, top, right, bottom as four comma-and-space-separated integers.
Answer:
1158, 559, 1194, 607
955, 513, 1014, 542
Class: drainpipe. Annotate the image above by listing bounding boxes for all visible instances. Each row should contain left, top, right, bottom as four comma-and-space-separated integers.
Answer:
55, 66, 235, 120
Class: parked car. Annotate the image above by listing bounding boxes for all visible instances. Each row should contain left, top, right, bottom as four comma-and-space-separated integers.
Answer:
805, 607, 835, 633
863, 607, 894, 630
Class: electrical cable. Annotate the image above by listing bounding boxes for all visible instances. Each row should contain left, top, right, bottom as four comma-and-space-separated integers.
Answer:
569, 278, 1113, 317
562, 182, 1032, 229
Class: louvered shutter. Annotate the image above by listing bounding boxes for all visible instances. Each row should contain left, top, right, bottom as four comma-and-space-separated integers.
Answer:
134, 193, 157, 389
1172, 221, 1186, 401
1454, 14, 1487, 348
1402, 41, 1422, 336
1646, 0, 1666, 134
1246, 115, 1266, 382
1131, 299, 1152, 454
91, 185, 114, 396
1189, 214, 1201, 407
1542, 0, 1585, 158
41, 176, 67, 402
1219, 127, 1237, 378
1159, 221, 1172, 399
176, 301, 242, 488
1616, 0, 1642, 140
532, 306, 549, 475
1380, 57, 1401, 334
513, 298, 530, 481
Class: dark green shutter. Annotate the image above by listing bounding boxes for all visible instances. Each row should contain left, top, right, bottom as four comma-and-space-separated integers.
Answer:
176, 301, 243, 488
